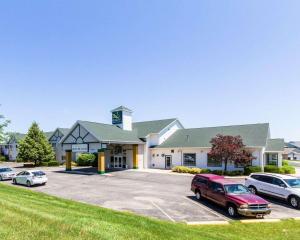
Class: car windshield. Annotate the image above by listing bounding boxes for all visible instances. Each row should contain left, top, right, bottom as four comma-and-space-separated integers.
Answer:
224, 184, 250, 194
284, 179, 300, 188
0, 168, 12, 172
32, 171, 45, 176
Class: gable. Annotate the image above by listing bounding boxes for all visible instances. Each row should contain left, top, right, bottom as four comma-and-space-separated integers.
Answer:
62, 124, 98, 144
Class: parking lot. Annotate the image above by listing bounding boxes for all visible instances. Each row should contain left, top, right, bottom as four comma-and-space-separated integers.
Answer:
1, 162, 300, 223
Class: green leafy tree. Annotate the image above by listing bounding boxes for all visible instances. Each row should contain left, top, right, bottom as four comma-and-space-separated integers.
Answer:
17, 122, 55, 166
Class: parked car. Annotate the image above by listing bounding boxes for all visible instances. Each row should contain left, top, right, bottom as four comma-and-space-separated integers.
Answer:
0, 167, 16, 181
12, 170, 47, 187
245, 173, 300, 209
191, 174, 271, 218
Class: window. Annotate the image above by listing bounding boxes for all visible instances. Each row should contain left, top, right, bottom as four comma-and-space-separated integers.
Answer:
210, 182, 223, 192
266, 153, 278, 165
207, 154, 222, 167
183, 153, 196, 167
259, 176, 273, 184
196, 177, 208, 185
171, 149, 174, 153
272, 178, 286, 187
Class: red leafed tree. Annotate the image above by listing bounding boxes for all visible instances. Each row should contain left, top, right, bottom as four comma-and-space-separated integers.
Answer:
208, 134, 255, 172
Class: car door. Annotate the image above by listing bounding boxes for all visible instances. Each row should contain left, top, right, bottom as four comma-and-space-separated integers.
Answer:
194, 177, 209, 197
255, 175, 274, 195
16, 171, 25, 184
269, 177, 290, 199
207, 182, 227, 206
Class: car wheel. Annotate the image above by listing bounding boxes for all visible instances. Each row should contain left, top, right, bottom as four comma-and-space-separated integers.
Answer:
227, 204, 238, 218
248, 186, 257, 195
195, 191, 201, 200
0, 175, 3, 181
26, 181, 31, 187
13, 179, 17, 185
289, 196, 300, 209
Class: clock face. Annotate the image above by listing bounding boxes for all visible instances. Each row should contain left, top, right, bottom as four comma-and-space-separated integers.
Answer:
112, 111, 123, 124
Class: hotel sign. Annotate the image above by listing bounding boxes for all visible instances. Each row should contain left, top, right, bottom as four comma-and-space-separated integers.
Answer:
72, 144, 88, 153
112, 111, 123, 124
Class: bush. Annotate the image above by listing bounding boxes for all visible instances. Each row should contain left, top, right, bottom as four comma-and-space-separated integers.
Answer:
264, 165, 280, 173
211, 170, 223, 175
77, 153, 96, 166
47, 161, 60, 167
281, 165, 296, 174
244, 166, 262, 175
0, 155, 6, 162
225, 170, 244, 176
282, 160, 289, 166
200, 169, 211, 174
172, 166, 202, 174
189, 168, 202, 174
263, 165, 296, 174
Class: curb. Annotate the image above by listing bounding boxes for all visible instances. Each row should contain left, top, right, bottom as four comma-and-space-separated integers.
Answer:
240, 219, 281, 223
187, 221, 229, 225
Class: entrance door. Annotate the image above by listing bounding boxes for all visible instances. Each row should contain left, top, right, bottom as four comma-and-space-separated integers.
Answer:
165, 156, 172, 169
114, 156, 123, 168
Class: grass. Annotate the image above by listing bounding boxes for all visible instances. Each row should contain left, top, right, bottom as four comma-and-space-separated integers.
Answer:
1, 184, 300, 240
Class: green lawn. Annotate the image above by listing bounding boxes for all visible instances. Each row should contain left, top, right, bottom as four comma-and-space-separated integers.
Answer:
1, 184, 300, 240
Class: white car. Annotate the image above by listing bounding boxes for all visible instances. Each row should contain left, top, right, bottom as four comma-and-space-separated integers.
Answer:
245, 173, 300, 209
12, 170, 47, 187
0, 167, 16, 181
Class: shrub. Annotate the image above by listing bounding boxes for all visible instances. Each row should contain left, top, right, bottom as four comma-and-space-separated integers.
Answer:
200, 169, 211, 174
0, 155, 6, 162
77, 153, 96, 166
264, 165, 280, 173
225, 170, 244, 176
211, 170, 223, 175
282, 160, 289, 166
189, 168, 202, 174
244, 166, 262, 175
172, 166, 202, 174
281, 165, 296, 174
47, 161, 60, 167
172, 166, 191, 173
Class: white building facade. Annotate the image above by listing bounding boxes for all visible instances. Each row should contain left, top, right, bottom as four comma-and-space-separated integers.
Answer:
58, 106, 284, 172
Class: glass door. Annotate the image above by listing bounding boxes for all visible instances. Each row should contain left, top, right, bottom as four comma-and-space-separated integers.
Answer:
165, 156, 172, 169
114, 156, 123, 168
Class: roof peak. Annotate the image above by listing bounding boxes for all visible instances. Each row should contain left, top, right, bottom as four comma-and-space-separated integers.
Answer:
111, 106, 133, 113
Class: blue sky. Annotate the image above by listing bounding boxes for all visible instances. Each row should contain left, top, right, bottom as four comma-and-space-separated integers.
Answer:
0, 0, 299, 141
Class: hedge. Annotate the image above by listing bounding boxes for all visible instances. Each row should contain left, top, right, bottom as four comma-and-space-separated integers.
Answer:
40, 161, 60, 167
77, 153, 96, 166
244, 165, 296, 175
0, 155, 6, 162
172, 166, 243, 176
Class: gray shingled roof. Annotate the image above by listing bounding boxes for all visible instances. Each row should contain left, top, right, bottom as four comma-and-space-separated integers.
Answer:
266, 138, 284, 152
7, 131, 53, 143
132, 118, 177, 138
111, 106, 133, 113
57, 128, 70, 136
156, 123, 270, 148
78, 121, 143, 143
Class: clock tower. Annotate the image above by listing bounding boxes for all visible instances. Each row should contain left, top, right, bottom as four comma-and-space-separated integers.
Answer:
111, 106, 133, 131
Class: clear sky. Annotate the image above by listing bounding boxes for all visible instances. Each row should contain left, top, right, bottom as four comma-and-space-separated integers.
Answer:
0, 0, 299, 141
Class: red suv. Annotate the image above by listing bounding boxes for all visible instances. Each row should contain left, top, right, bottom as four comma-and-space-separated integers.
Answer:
191, 174, 271, 218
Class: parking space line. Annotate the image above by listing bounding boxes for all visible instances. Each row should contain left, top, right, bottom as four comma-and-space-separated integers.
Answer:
150, 201, 175, 222
184, 197, 230, 221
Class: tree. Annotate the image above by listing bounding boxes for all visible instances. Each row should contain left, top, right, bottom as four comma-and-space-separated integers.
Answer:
0, 105, 10, 144
208, 134, 255, 172
17, 122, 55, 166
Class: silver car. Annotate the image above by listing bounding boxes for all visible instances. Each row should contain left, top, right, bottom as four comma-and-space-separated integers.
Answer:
0, 167, 16, 181
13, 170, 47, 187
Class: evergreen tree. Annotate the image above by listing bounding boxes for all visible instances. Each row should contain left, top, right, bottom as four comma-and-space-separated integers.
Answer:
18, 122, 55, 166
